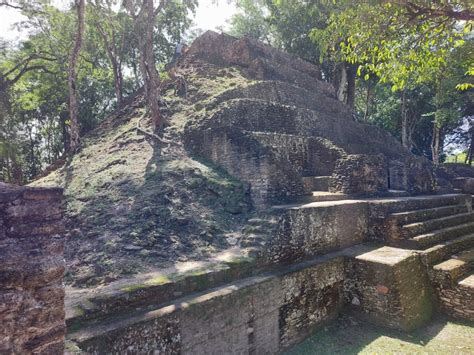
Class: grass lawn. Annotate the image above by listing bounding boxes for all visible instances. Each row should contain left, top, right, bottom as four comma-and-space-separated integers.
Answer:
284, 314, 474, 354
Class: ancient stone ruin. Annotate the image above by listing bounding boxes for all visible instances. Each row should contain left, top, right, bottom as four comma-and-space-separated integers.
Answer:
0, 183, 65, 354
2, 32, 473, 354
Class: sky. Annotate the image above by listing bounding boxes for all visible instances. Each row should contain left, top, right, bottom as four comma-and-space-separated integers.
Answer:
0, 0, 237, 42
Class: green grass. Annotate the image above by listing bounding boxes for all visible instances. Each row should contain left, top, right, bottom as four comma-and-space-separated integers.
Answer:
445, 152, 473, 165
284, 315, 474, 355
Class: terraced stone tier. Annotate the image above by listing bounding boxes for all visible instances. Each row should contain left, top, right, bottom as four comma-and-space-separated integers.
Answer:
419, 234, 474, 266
380, 194, 472, 246
66, 248, 259, 329
66, 194, 474, 353
390, 204, 470, 226
410, 221, 474, 249
401, 212, 474, 239
432, 247, 474, 288
372, 194, 471, 215
292, 190, 350, 203
437, 273, 474, 321
67, 252, 349, 354
68, 243, 437, 353
266, 200, 369, 264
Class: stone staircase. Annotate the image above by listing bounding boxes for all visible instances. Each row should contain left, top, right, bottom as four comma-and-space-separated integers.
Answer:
63, 31, 474, 352
431, 248, 474, 321
65, 193, 474, 353
383, 194, 474, 321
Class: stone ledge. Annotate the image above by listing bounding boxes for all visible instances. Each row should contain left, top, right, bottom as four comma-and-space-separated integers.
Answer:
0, 182, 63, 203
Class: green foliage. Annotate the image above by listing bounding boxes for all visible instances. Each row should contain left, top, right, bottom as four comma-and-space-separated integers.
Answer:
228, 0, 272, 43
310, 1, 473, 91
0, 0, 195, 183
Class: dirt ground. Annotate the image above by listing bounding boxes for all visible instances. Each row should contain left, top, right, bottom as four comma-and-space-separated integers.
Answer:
284, 314, 474, 355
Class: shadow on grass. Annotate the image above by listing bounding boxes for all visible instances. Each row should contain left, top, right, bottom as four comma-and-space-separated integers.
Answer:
284, 313, 474, 355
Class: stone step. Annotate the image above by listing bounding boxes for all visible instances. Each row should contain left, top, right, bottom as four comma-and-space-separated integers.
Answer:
302, 176, 330, 192
402, 212, 474, 239
389, 204, 469, 225
420, 233, 474, 266
410, 221, 474, 249
458, 272, 474, 290
294, 191, 349, 203
432, 247, 474, 287
66, 248, 258, 328
376, 194, 472, 215
387, 189, 409, 197
67, 252, 349, 354
438, 272, 474, 321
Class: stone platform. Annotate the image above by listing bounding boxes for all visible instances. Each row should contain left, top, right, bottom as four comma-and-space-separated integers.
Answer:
66, 193, 474, 353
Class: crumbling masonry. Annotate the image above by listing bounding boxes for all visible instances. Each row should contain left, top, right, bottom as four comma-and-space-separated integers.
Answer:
2, 32, 473, 354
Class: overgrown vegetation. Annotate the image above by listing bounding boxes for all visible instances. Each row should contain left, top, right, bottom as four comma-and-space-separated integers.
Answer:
0, 0, 195, 182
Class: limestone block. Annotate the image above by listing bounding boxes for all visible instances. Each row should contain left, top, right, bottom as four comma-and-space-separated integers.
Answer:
330, 154, 388, 196
266, 201, 369, 264
346, 246, 433, 331
279, 258, 344, 348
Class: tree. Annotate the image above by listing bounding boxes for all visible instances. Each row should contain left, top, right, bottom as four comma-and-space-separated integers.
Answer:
311, 0, 472, 152
90, 0, 133, 107
124, 0, 164, 132
228, 0, 271, 44
68, 0, 86, 152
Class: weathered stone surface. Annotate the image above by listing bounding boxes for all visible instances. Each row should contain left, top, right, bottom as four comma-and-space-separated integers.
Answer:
251, 133, 346, 177
436, 273, 474, 321
443, 163, 474, 178
345, 247, 433, 331
208, 80, 352, 121
186, 31, 332, 97
185, 126, 305, 206
279, 258, 344, 347
452, 177, 474, 194
76, 311, 181, 354
70, 256, 346, 354
0, 183, 65, 354
330, 154, 388, 195
265, 201, 369, 264
182, 32, 440, 206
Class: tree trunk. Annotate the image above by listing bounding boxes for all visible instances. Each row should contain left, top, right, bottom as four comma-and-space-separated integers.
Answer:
68, 0, 85, 152
363, 83, 372, 121
468, 125, 474, 165
401, 89, 410, 149
111, 56, 123, 107
346, 64, 357, 111
143, 0, 162, 131
97, 24, 123, 107
431, 124, 441, 164
129, 0, 163, 132
60, 111, 70, 153
335, 63, 347, 103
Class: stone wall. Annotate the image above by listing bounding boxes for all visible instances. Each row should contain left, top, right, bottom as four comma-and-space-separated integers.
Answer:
330, 154, 388, 195
344, 247, 433, 331
71, 258, 345, 354
251, 133, 346, 177
264, 201, 369, 264
436, 280, 474, 321
184, 126, 305, 206
0, 183, 65, 354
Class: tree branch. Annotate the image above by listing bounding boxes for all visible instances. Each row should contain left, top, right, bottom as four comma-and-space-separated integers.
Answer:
0, 1, 24, 10
396, 1, 474, 21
